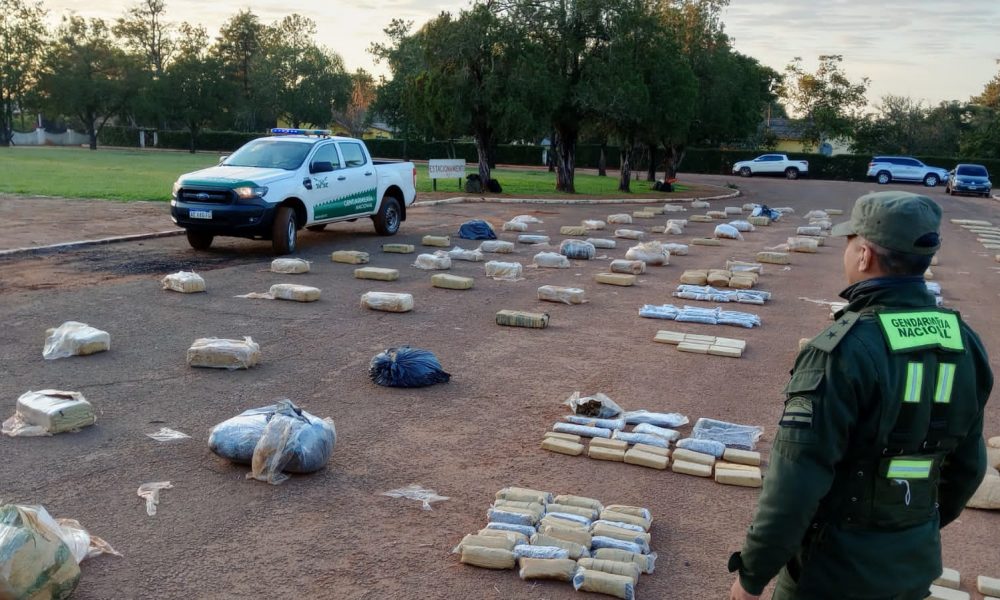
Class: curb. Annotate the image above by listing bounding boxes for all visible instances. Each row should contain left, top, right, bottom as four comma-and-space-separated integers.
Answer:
414, 188, 740, 208
0, 230, 185, 258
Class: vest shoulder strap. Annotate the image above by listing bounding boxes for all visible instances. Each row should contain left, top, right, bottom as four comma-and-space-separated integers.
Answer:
810, 311, 862, 353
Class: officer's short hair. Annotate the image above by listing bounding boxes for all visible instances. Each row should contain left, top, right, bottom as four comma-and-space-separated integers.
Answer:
869, 239, 935, 276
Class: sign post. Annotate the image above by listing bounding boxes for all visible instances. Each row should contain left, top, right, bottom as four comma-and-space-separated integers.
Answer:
428, 159, 466, 191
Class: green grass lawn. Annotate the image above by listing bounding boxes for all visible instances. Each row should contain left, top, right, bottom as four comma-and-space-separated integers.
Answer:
0, 146, 689, 201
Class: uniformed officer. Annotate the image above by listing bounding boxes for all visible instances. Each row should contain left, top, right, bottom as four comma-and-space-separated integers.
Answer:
728, 191, 994, 600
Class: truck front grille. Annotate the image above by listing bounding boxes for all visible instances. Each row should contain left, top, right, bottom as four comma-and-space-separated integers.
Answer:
179, 188, 234, 204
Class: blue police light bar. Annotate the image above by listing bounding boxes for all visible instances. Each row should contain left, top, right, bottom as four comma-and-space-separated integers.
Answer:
270, 128, 332, 136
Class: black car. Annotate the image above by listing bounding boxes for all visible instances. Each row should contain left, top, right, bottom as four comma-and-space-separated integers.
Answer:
946, 164, 992, 197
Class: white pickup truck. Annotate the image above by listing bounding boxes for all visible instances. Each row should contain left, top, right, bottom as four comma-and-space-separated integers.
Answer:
170, 129, 417, 254
732, 154, 809, 180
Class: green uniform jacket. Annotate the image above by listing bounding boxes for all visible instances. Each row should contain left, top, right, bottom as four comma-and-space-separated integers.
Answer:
734, 277, 993, 597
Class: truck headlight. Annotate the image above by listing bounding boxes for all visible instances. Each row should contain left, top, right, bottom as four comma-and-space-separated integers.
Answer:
233, 186, 268, 200
172, 181, 181, 197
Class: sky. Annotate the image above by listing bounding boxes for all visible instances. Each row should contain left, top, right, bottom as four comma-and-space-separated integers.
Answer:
42, 0, 1000, 109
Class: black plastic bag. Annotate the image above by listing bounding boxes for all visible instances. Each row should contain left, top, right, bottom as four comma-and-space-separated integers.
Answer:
458, 219, 497, 240
369, 346, 451, 388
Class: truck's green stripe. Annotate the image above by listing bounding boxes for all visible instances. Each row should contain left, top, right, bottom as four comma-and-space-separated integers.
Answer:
314, 188, 378, 220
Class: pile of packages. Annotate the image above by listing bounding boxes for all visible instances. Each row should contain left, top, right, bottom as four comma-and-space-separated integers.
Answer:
454, 486, 656, 599
672, 285, 770, 306
638, 304, 761, 328
540, 393, 764, 488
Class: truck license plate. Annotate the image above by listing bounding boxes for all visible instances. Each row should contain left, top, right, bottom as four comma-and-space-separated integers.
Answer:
190, 210, 212, 219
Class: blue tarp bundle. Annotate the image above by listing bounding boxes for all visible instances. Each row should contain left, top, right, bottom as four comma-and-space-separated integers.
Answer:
458, 220, 497, 240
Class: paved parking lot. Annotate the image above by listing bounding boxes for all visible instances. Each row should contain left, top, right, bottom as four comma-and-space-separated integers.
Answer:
0, 175, 997, 599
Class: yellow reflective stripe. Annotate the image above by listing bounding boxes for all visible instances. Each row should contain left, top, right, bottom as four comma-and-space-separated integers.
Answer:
934, 363, 956, 404
886, 458, 933, 479
903, 362, 924, 403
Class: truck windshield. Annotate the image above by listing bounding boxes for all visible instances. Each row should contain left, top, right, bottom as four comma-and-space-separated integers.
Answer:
223, 140, 311, 170
957, 165, 988, 177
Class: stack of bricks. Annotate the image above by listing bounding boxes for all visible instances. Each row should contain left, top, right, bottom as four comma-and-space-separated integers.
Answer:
653, 330, 746, 358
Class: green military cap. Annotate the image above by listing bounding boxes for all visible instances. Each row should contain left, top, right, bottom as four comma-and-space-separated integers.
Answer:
831, 191, 942, 255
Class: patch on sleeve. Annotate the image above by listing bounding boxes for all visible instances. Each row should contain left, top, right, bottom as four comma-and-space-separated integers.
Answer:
779, 397, 813, 429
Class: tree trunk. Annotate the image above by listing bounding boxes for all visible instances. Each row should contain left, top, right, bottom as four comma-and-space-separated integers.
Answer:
554, 127, 577, 193
87, 118, 97, 150
646, 144, 658, 181
618, 144, 633, 192
663, 144, 686, 179
188, 124, 198, 154
598, 142, 607, 177
547, 129, 556, 172
475, 135, 491, 187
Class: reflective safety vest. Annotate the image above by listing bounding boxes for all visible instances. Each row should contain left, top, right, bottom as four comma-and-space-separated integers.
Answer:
820, 307, 974, 531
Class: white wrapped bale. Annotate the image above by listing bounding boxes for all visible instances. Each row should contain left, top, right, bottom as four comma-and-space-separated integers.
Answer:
796, 226, 825, 237
537, 285, 586, 305
270, 258, 310, 274
516, 235, 549, 245
586, 238, 617, 249
615, 229, 644, 240
187, 337, 261, 369
448, 246, 485, 262
502, 221, 528, 232
533, 252, 571, 269
480, 240, 517, 253
485, 261, 523, 281
413, 252, 452, 270
607, 214, 632, 224
787, 237, 820, 253
714, 224, 744, 240
354, 267, 400, 281
43, 322, 110, 359
269, 284, 320, 302
361, 292, 414, 313
511, 214, 543, 224
582, 220, 606, 230
422, 235, 450, 247
559, 240, 596, 260
2, 390, 95, 436
610, 259, 646, 275
728, 221, 755, 233
625, 241, 670, 265
161, 271, 206, 293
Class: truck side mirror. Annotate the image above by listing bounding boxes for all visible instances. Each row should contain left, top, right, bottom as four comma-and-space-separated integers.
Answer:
219, 155, 229, 165
310, 161, 334, 174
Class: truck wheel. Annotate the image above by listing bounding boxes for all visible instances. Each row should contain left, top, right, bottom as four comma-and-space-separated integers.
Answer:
785, 167, 799, 180
876, 171, 891, 185
923, 174, 939, 187
306, 224, 327, 232
186, 230, 213, 250
739, 167, 752, 177
373, 196, 401, 236
272, 205, 298, 255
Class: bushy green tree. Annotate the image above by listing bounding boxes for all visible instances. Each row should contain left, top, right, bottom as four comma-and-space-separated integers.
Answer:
781, 54, 868, 150
0, 0, 47, 146
39, 15, 137, 150
164, 23, 233, 152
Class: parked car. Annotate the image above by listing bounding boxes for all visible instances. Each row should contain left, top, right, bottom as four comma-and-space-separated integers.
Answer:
731, 154, 809, 180
946, 164, 992, 197
866, 156, 949, 187
170, 129, 417, 254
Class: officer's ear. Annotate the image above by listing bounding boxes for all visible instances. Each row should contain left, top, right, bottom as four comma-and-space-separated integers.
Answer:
857, 239, 877, 273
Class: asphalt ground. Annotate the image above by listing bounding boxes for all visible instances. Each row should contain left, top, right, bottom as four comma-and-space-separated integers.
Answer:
0, 175, 997, 599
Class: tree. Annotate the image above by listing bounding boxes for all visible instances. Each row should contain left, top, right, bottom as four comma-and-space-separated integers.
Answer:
333, 69, 376, 138
851, 96, 964, 157
962, 62, 1000, 158
113, 0, 172, 77
0, 0, 47, 146
369, 19, 426, 156
658, 0, 779, 178
972, 60, 1000, 109
577, 0, 696, 191
38, 15, 136, 150
781, 54, 869, 150
414, 5, 550, 184
259, 14, 350, 130
163, 23, 232, 152
214, 9, 267, 130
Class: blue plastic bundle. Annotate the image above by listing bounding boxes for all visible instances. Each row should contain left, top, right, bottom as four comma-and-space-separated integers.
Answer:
369, 346, 451, 388
458, 220, 497, 240
208, 400, 336, 474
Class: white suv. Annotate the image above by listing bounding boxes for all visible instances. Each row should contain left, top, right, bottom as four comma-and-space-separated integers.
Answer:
866, 156, 950, 187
